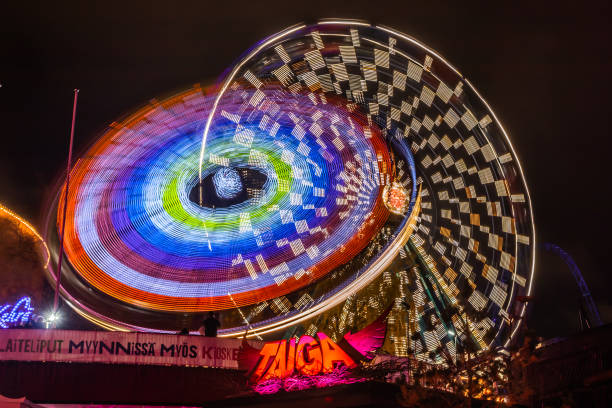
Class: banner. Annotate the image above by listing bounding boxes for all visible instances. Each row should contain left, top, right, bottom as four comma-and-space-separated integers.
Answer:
0, 329, 263, 369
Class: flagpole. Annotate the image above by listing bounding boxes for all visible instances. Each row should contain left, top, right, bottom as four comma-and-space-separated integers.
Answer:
52, 89, 79, 325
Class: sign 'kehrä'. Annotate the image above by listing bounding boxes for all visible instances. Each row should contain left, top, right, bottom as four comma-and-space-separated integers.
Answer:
0, 297, 34, 329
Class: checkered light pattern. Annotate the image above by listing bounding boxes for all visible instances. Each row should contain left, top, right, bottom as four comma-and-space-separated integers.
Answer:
54, 22, 533, 353
221, 22, 533, 355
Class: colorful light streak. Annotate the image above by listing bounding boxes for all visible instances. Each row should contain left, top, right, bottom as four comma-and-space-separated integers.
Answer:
46, 19, 534, 354
57, 86, 394, 312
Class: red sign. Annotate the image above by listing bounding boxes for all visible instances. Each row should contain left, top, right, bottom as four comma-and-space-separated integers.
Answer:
252, 333, 357, 381
240, 313, 388, 382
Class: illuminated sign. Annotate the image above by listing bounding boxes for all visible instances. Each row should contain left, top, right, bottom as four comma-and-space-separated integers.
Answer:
0, 297, 34, 329
240, 313, 387, 383
251, 333, 357, 381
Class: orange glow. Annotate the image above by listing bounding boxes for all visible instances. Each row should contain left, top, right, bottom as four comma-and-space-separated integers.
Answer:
317, 333, 356, 373
253, 341, 281, 381
286, 337, 296, 376
0, 203, 50, 268
262, 340, 288, 380
251, 333, 358, 381
295, 335, 323, 376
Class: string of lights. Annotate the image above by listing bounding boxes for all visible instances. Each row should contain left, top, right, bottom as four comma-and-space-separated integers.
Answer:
0, 203, 50, 268
0, 296, 35, 329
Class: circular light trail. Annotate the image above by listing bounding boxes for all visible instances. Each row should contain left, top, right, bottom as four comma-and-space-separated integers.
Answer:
55, 88, 395, 312
46, 21, 534, 359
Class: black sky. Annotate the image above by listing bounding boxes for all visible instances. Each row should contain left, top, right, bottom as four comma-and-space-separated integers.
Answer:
2, 1, 611, 338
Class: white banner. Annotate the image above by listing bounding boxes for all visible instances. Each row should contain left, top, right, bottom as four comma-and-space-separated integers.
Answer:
0, 329, 263, 369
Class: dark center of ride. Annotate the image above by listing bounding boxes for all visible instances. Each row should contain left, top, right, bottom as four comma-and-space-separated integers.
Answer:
189, 167, 268, 208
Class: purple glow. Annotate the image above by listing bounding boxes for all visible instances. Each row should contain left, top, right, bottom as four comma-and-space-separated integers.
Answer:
343, 310, 388, 359
253, 366, 366, 394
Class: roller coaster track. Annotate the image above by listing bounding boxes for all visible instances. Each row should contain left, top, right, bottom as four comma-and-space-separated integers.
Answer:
542, 243, 603, 328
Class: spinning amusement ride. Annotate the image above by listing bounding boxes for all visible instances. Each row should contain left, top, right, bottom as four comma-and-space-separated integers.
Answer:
43, 20, 535, 362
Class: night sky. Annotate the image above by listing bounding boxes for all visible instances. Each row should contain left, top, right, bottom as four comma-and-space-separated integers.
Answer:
2, 1, 611, 338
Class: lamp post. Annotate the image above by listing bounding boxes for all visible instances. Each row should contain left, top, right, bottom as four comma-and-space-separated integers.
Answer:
52, 89, 79, 327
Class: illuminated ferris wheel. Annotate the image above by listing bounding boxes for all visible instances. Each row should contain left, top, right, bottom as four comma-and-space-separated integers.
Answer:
45, 20, 534, 362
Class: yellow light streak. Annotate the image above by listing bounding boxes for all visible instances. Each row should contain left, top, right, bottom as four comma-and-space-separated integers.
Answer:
0, 203, 50, 268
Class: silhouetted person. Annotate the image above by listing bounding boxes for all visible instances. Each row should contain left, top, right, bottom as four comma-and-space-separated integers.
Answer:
200, 312, 220, 337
